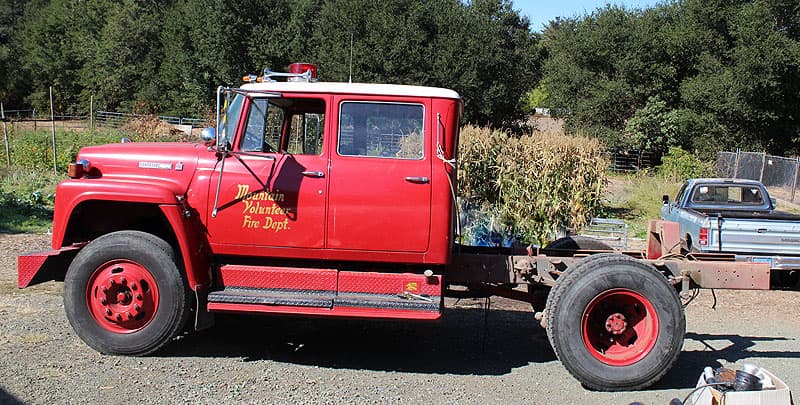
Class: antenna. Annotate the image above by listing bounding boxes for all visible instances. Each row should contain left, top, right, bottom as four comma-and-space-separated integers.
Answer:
348, 32, 354, 83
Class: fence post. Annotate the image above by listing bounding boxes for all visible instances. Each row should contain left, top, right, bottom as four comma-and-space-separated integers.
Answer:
49, 86, 57, 175
733, 148, 740, 178
90, 95, 94, 129
1, 101, 10, 167
33, 108, 37, 130
759, 152, 767, 183
792, 158, 800, 203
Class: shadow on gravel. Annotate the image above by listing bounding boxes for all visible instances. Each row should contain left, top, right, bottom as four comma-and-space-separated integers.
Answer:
159, 306, 555, 376
652, 332, 797, 390
0, 386, 24, 405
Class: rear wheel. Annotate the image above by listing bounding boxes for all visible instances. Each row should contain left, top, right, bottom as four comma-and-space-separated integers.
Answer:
545, 254, 684, 391
546, 235, 613, 251
529, 237, 613, 310
64, 231, 190, 355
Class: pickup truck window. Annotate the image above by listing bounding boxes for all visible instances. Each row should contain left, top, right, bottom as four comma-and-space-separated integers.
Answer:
675, 183, 687, 202
691, 185, 764, 205
338, 102, 424, 159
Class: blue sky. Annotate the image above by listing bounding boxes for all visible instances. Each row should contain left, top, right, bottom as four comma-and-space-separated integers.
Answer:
512, 0, 661, 32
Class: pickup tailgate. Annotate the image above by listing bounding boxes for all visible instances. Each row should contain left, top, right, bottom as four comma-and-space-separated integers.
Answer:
718, 217, 800, 255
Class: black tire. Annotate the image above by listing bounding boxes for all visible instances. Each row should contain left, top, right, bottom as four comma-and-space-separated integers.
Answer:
546, 235, 613, 251
545, 254, 685, 391
64, 231, 191, 355
529, 238, 612, 310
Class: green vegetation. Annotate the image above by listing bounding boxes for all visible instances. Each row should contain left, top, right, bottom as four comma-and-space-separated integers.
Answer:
657, 147, 715, 182
459, 126, 606, 245
0, 124, 187, 232
541, 1, 800, 157
0, 0, 538, 127
601, 174, 683, 239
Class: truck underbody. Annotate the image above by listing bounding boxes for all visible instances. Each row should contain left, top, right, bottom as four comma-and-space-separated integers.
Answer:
17, 219, 798, 391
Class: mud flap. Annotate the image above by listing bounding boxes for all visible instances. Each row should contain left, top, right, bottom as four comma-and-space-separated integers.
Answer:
18, 246, 81, 288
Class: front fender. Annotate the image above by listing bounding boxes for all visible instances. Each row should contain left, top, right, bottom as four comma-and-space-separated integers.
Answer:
52, 179, 181, 250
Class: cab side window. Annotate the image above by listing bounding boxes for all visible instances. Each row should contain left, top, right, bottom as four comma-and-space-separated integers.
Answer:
287, 112, 324, 155
338, 102, 424, 159
240, 97, 324, 154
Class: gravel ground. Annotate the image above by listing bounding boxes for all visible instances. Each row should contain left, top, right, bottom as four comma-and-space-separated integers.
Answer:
1, 233, 798, 404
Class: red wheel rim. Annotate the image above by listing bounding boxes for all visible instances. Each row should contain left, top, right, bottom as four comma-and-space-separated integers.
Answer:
86, 260, 159, 333
581, 288, 659, 366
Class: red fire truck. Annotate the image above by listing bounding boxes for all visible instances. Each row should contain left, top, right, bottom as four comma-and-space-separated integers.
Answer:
17, 64, 792, 391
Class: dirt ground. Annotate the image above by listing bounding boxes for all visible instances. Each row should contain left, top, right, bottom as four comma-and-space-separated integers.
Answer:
1, 233, 798, 404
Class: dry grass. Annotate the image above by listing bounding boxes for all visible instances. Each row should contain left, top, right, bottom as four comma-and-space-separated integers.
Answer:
458, 126, 607, 244
120, 117, 192, 142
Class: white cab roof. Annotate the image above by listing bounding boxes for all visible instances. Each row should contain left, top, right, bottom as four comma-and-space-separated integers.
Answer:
240, 81, 461, 99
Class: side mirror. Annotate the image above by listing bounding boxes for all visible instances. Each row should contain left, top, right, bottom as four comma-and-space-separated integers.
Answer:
770, 197, 777, 207
200, 127, 216, 144
662, 195, 670, 204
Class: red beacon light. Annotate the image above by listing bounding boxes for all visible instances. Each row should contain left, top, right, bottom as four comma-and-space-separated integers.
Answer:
260, 63, 318, 83
287, 63, 318, 81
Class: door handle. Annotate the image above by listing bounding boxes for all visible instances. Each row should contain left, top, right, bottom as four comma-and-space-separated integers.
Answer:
405, 176, 430, 184
301, 171, 325, 178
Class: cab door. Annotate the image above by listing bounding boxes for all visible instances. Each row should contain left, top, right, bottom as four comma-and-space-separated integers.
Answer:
326, 97, 432, 252
207, 95, 329, 250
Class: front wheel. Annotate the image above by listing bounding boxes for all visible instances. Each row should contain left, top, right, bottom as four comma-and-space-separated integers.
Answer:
64, 231, 191, 355
545, 254, 685, 391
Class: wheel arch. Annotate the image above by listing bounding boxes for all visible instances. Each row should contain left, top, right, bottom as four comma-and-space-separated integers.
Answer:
58, 200, 210, 291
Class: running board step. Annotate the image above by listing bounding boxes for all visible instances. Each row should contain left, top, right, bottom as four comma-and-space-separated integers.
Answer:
208, 287, 334, 308
207, 288, 441, 312
208, 265, 443, 320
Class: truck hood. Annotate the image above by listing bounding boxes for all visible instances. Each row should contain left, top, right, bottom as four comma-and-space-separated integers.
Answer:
76, 142, 207, 196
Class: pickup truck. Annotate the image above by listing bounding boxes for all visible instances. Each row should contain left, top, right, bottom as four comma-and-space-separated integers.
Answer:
661, 178, 800, 256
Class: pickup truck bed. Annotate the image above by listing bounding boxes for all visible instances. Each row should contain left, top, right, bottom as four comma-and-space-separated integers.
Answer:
691, 208, 800, 221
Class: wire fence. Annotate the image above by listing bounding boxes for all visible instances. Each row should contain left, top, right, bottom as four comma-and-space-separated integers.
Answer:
1, 100, 205, 172
3, 110, 204, 129
716, 150, 800, 202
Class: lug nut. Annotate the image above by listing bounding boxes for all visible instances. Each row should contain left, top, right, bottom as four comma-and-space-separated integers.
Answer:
126, 312, 134, 320
120, 277, 127, 285
115, 314, 122, 321
105, 308, 112, 316
100, 298, 107, 305
130, 283, 137, 291
136, 294, 143, 301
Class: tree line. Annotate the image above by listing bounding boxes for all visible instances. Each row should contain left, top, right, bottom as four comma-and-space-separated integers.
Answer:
2, 0, 800, 157
0, 0, 537, 126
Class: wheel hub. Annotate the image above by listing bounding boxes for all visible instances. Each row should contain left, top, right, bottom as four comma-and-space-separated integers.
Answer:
86, 260, 159, 333
582, 288, 659, 366
605, 313, 627, 335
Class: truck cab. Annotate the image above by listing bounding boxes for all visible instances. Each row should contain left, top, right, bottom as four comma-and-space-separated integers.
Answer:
199, 67, 461, 264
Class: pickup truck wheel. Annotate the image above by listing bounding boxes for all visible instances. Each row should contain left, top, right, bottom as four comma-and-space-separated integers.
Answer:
64, 231, 190, 355
545, 254, 685, 391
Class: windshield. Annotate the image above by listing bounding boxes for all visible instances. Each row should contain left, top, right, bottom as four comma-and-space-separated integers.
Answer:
219, 94, 244, 146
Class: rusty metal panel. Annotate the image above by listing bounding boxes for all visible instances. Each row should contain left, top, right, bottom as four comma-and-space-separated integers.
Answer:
677, 261, 771, 290
446, 253, 516, 284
